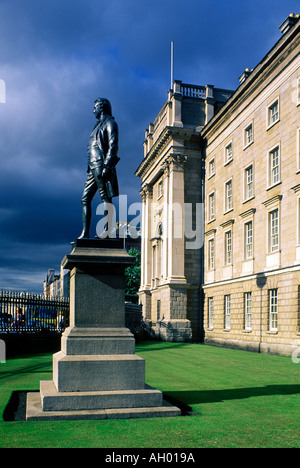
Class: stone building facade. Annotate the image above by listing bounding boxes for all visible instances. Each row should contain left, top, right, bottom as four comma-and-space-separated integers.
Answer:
136, 82, 233, 341
136, 14, 300, 354
202, 15, 300, 355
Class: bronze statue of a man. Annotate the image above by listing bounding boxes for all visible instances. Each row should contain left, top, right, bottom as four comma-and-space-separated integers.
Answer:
79, 98, 120, 239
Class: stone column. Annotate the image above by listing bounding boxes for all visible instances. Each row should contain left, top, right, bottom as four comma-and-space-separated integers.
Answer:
166, 154, 187, 284
155, 155, 192, 342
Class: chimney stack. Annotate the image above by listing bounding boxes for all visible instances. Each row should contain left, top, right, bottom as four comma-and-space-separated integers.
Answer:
279, 13, 300, 34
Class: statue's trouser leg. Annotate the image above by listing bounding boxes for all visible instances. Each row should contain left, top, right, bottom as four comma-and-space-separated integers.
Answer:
91, 167, 114, 237
79, 173, 98, 239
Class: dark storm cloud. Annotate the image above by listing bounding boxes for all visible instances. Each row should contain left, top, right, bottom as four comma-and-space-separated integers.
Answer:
0, 0, 299, 292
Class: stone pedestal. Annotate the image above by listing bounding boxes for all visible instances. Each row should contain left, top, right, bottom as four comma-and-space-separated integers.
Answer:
26, 239, 180, 420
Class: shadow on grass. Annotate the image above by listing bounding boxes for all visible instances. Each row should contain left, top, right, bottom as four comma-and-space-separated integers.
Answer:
164, 385, 300, 406
0, 362, 52, 382
3, 391, 30, 421
4, 390, 196, 421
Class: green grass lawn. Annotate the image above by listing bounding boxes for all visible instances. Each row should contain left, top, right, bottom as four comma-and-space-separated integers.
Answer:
0, 341, 299, 448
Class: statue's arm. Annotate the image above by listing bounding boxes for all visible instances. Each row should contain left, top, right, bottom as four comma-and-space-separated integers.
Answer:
103, 120, 119, 169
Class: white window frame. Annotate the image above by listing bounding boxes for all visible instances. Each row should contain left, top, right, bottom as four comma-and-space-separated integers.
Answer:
297, 77, 300, 106
297, 127, 300, 172
224, 295, 231, 330
224, 141, 233, 165
244, 292, 252, 331
269, 289, 278, 332
208, 238, 215, 270
267, 97, 280, 129
208, 158, 215, 178
208, 297, 214, 329
244, 122, 254, 149
208, 191, 215, 221
225, 230, 232, 265
298, 196, 300, 246
269, 208, 279, 253
268, 144, 281, 188
244, 164, 254, 200
224, 179, 233, 212
245, 220, 253, 260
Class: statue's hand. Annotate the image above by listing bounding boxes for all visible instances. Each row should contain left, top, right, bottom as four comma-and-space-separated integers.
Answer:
102, 166, 110, 178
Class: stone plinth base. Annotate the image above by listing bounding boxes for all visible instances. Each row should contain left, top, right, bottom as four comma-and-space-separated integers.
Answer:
26, 391, 180, 421
53, 351, 146, 392
61, 327, 135, 356
25, 240, 181, 421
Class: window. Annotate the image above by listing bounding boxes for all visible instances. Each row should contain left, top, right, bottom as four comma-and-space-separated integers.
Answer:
208, 238, 215, 270
225, 179, 233, 212
208, 192, 215, 221
225, 142, 233, 164
245, 221, 253, 259
208, 297, 214, 329
208, 158, 215, 178
245, 165, 254, 200
244, 123, 253, 148
298, 286, 300, 333
298, 197, 300, 245
269, 209, 279, 253
224, 295, 231, 330
269, 146, 280, 186
267, 99, 279, 127
296, 78, 300, 106
269, 289, 278, 331
225, 230, 232, 265
297, 128, 300, 171
244, 292, 252, 330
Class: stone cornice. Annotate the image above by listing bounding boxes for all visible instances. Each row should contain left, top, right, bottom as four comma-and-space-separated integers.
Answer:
239, 208, 256, 218
220, 219, 235, 229
135, 126, 199, 179
262, 194, 282, 208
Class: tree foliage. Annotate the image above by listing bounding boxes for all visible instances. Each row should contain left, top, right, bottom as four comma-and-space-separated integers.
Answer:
125, 248, 141, 296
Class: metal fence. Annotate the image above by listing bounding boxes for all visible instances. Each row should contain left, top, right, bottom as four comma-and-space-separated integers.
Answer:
0, 290, 69, 333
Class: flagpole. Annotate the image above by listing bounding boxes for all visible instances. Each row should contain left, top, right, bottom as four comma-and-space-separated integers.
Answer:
171, 41, 174, 90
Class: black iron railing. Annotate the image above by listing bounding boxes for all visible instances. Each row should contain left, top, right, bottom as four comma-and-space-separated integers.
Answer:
0, 290, 69, 333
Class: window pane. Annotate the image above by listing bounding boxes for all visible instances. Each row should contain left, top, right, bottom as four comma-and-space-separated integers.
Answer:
209, 193, 215, 220
246, 165, 253, 199
226, 180, 232, 211
225, 231, 232, 264
270, 147, 280, 185
269, 101, 279, 125
209, 159, 215, 177
209, 239, 214, 270
226, 143, 232, 163
269, 289, 278, 331
225, 295, 231, 329
208, 297, 213, 329
270, 209, 279, 252
245, 124, 253, 145
245, 221, 253, 259
244, 292, 252, 330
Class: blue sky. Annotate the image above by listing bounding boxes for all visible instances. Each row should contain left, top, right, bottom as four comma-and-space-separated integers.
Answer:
0, 0, 299, 292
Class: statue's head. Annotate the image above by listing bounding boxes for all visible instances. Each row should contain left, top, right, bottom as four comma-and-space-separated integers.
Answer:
94, 98, 112, 119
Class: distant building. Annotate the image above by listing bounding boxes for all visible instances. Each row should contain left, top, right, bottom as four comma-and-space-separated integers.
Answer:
43, 269, 59, 297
